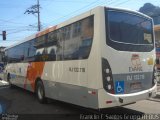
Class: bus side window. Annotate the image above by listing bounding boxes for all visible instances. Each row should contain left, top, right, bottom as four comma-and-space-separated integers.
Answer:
27, 40, 36, 62
47, 47, 56, 61
35, 48, 44, 62
78, 16, 93, 59
72, 21, 81, 38
56, 29, 64, 61
63, 16, 94, 60
41, 48, 48, 61
35, 35, 46, 62
47, 30, 58, 61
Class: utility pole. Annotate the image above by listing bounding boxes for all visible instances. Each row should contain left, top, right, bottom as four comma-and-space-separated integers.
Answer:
37, 0, 40, 31
24, 0, 41, 31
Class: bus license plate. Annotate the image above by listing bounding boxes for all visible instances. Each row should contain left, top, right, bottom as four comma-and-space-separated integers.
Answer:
130, 82, 141, 90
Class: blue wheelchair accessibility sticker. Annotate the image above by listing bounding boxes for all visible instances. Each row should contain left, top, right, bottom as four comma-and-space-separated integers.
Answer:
115, 81, 124, 94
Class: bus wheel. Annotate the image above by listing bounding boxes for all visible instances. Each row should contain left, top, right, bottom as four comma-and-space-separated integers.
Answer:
36, 80, 46, 103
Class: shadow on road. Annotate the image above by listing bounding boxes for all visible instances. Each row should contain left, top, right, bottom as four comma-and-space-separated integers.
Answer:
0, 86, 145, 120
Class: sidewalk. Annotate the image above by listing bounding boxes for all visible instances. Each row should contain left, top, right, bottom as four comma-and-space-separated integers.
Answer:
149, 94, 160, 102
148, 83, 160, 102
156, 75, 160, 95
0, 73, 9, 87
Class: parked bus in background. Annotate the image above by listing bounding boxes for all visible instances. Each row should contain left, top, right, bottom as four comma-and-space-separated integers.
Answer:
4, 6, 157, 109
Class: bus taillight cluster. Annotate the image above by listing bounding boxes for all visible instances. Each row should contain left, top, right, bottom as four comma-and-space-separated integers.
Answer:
102, 58, 114, 94
152, 65, 157, 86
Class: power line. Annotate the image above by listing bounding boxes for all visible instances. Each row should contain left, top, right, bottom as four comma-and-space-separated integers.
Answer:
110, 0, 130, 6
2, 0, 157, 44
8, 29, 37, 35
7, 14, 25, 22
46, 0, 102, 25
46, 0, 133, 26
41, 0, 94, 3
94, 0, 114, 7
42, 0, 56, 7
0, 19, 26, 25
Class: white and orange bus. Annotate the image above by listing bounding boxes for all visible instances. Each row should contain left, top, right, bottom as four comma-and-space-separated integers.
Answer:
4, 6, 157, 109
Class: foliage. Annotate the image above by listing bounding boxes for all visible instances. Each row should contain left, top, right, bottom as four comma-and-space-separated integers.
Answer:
139, 3, 160, 25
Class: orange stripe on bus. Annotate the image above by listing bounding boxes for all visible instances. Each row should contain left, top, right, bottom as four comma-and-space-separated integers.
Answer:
36, 25, 57, 37
24, 62, 45, 91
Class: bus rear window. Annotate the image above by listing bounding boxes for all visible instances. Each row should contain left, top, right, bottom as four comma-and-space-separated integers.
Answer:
108, 11, 153, 45
106, 9, 154, 52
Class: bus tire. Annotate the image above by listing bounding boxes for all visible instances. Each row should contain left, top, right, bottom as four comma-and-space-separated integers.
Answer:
36, 80, 46, 103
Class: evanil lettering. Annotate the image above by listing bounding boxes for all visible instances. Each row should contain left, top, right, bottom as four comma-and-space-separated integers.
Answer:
129, 66, 143, 72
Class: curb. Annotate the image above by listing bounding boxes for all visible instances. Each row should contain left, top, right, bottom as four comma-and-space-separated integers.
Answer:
148, 94, 160, 102
148, 98, 160, 102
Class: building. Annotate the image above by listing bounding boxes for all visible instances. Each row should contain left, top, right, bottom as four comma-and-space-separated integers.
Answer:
155, 25, 160, 45
154, 25, 160, 72
0, 47, 5, 62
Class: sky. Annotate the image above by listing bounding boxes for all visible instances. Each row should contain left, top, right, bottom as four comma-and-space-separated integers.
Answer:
0, 0, 159, 47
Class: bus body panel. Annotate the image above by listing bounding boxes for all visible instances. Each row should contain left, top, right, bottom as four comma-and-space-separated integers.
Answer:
6, 63, 29, 89
101, 47, 156, 94
6, 61, 99, 108
42, 60, 90, 107
98, 84, 157, 108
87, 7, 103, 90
44, 81, 99, 108
97, 7, 157, 108
102, 48, 155, 74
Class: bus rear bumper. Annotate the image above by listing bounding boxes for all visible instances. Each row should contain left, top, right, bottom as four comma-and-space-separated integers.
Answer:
98, 84, 157, 109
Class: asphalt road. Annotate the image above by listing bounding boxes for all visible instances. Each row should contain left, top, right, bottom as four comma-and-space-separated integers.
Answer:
0, 85, 160, 120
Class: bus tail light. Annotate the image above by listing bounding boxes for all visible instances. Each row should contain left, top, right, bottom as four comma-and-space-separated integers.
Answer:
102, 58, 114, 94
